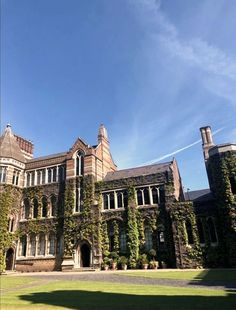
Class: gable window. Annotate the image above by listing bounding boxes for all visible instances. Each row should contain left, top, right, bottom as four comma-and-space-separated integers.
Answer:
76, 151, 84, 176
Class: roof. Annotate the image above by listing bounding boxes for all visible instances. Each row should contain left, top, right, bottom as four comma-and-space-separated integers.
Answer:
185, 189, 214, 202
28, 152, 67, 163
104, 162, 171, 181
0, 125, 25, 162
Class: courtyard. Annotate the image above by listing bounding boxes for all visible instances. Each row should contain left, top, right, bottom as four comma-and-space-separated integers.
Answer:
1, 269, 236, 309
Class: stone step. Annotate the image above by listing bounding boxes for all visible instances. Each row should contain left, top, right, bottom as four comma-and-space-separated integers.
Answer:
73, 267, 97, 272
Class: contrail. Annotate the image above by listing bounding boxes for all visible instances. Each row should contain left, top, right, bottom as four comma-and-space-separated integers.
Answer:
139, 127, 224, 166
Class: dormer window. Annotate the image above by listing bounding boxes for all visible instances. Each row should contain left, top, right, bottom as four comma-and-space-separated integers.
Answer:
76, 151, 84, 176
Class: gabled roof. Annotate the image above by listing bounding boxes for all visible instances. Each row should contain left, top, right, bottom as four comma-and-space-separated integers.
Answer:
0, 125, 25, 162
104, 162, 171, 181
185, 189, 214, 202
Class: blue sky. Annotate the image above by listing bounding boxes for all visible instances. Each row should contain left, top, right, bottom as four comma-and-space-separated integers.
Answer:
1, 0, 236, 190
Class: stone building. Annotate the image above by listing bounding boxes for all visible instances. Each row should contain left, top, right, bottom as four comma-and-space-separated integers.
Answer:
0, 124, 236, 272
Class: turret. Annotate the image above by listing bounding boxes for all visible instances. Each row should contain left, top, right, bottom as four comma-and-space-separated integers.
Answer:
200, 126, 214, 162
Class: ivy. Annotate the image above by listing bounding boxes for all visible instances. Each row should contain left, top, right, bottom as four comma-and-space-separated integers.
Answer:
0, 185, 21, 273
126, 186, 139, 268
113, 220, 119, 254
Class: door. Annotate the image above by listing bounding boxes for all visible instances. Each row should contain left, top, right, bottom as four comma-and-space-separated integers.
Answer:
80, 243, 90, 267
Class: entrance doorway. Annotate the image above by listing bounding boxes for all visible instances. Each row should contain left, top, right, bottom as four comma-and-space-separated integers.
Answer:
6, 248, 14, 270
80, 243, 90, 267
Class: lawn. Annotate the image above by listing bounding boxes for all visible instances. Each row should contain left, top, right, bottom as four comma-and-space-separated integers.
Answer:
118, 269, 236, 282
1, 273, 236, 310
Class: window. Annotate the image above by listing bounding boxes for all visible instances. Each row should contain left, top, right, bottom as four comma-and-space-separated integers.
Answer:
185, 220, 194, 245
0, 166, 7, 183
120, 230, 127, 253
58, 165, 65, 182
229, 177, 236, 195
197, 218, 205, 244
207, 218, 218, 244
33, 198, 39, 219
42, 196, 47, 218
22, 198, 30, 219
117, 191, 124, 209
12, 170, 20, 186
20, 235, 27, 256
136, 187, 150, 206
49, 233, 55, 255
38, 233, 45, 255
30, 234, 36, 256
157, 231, 165, 245
152, 187, 159, 204
144, 228, 153, 250
76, 151, 84, 176
75, 187, 82, 212
50, 195, 57, 217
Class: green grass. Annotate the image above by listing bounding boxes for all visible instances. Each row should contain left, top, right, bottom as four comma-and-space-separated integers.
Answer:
0, 276, 37, 289
1, 276, 236, 310
118, 269, 236, 282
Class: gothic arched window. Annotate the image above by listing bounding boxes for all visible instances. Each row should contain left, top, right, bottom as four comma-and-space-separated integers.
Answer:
76, 151, 84, 176
33, 198, 39, 219
42, 196, 48, 218
197, 218, 205, 244
185, 220, 194, 245
50, 195, 57, 217
23, 198, 30, 219
207, 218, 218, 243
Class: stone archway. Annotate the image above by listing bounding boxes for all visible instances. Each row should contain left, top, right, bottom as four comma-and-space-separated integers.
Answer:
80, 243, 91, 267
5, 248, 14, 271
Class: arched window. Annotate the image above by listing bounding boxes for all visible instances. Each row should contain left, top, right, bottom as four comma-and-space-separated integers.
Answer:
197, 218, 205, 244
23, 198, 30, 219
49, 232, 56, 255
29, 234, 36, 256
207, 218, 218, 243
76, 151, 84, 176
38, 233, 45, 255
20, 235, 27, 257
42, 196, 47, 218
144, 227, 153, 250
185, 220, 194, 245
33, 198, 39, 219
50, 195, 57, 217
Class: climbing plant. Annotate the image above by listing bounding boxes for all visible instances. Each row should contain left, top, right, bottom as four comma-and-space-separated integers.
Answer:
0, 185, 21, 273
126, 186, 139, 268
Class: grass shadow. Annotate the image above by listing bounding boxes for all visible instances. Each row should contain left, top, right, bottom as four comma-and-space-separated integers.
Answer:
20, 289, 236, 310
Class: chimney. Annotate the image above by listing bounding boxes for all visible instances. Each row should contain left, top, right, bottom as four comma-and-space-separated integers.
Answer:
200, 126, 214, 161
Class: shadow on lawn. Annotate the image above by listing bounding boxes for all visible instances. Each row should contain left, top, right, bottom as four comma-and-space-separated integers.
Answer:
20, 289, 236, 310
189, 269, 236, 290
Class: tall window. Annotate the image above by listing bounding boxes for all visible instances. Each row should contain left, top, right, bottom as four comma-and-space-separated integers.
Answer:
0, 166, 7, 183
144, 228, 153, 250
20, 235, 27, 256
30, 234, 36, 256
42, 196, 47, 218
23, 198, 30, 219
197, 218, 205, 244
12, 169, 20, 186
76, 151, 84, 176
38, 233, 45, 255
49, 233, 56, 255
152, 187, 159, 204
75, 187, 82, 212
117, 191, 124, 209
136, 188, 150, 205
207, 218, 218, 243
185, 220, 194, 245
229, 177, 236, 195
51, 195, 57, 217
120, 230, 127, 253
58, 165, 65, 182
33, 198, 39, 219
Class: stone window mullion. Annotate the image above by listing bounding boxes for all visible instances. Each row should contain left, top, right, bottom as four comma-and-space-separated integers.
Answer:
114, 191, 117, 209
149, 186, 153, 205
